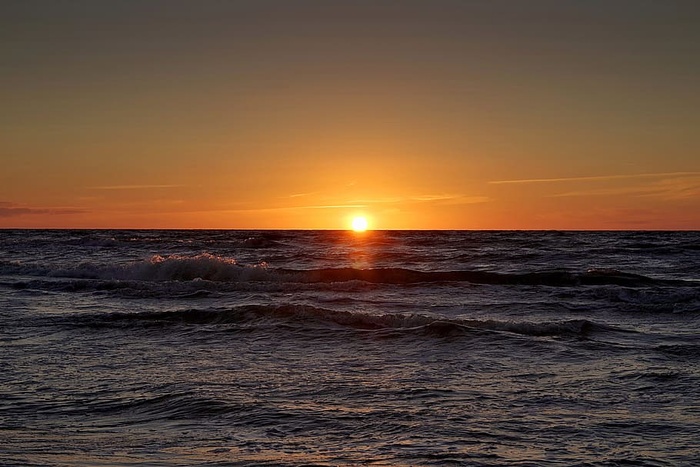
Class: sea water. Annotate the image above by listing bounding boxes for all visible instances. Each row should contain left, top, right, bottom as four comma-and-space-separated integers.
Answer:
1, 230, 699, 466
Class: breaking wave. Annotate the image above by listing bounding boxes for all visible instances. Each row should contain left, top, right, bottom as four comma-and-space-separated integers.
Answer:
2, 254, 689, 288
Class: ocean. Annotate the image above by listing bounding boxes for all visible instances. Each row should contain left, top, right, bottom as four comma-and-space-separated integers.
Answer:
1, 229, 699, 466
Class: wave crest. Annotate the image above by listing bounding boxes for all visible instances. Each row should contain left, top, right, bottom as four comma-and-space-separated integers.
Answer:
52, 254, 270, 282
5, 254, 691, 288
67, 305, 618, 339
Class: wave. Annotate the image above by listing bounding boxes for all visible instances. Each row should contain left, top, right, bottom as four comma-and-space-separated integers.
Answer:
292, 267, 672, 287
4, 389, 240, 422
45, 254, 270, 282
64, 304, 622, 339
597, 287, 700, 313
3, 255, 689, 288
654, 344, 700, 360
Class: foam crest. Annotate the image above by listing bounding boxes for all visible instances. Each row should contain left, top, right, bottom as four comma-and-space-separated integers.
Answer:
5, 255, 691, 289
53, 254, 271, 282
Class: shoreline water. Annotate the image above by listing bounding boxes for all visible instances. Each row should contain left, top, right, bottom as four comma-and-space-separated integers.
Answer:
2, 230, 698, 465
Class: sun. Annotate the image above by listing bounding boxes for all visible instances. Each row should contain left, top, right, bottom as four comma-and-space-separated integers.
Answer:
351, 216, 369, 232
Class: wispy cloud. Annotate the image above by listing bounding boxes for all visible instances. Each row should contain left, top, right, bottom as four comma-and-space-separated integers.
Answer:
0, 202, 85, 218
649, 175, 700, 201
550, 174, 700, 200
489, 171, 700, 185
410, 194, 463, 202
86, 184, 185, 190
417, 194, 491, 205
217, 193, 489, 214
213, 204, 366, 214
285, 191, 319, 199
551, 186, 657, 198
350, 194, 490, 207
298, 204, 367, 209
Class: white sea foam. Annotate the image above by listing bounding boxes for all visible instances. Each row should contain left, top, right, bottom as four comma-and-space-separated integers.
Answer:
46, 254, 271, 282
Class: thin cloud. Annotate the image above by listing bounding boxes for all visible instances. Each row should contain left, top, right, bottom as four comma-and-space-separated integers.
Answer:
214, 193, 489, 215
490, 171, 700, 185
286, 192, 316, 199
0, 202, 85, 217
351, 194, 490, 206
214, 204, 367, 214
644, 175, 700, 201
87, 184, 185, 190
551, 186, 658, 198
398, 194, 491, 206
551, 174, 700, 200
298, 204, 367, 209
429, 195, 491, 205
410, 194, 463, 202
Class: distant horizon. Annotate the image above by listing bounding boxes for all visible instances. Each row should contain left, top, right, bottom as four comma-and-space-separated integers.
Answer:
1, 227, 698, 232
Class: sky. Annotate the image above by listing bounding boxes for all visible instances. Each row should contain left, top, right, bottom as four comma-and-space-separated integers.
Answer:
1, 0, 699, 230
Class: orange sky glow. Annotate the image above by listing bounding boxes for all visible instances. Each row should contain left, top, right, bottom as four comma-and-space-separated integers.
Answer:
1, 1, 699, 230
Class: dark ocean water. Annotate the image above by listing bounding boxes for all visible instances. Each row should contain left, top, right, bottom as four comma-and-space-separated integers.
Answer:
1, 230, 699, 466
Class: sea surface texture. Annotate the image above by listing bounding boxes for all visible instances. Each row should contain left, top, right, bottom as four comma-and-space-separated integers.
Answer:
1, 230, 699, 466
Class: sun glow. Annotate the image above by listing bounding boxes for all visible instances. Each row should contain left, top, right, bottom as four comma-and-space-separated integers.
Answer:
351, 216, 369, 232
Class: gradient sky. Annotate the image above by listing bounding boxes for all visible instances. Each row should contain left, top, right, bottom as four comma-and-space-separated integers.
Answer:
2, 0, 699, 229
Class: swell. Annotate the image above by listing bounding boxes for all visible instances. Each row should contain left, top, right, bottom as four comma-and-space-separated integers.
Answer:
2, 255, 690, 287
3, 390, 243, 423
291, 267, 674, 287
4, 389, 395, 433
63, 304, 624, 339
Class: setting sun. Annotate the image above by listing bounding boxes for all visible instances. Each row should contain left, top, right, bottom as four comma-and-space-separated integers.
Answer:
351, 216, 369, 232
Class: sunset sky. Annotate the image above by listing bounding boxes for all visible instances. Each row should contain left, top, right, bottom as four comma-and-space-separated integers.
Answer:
2, 0, 699, 229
